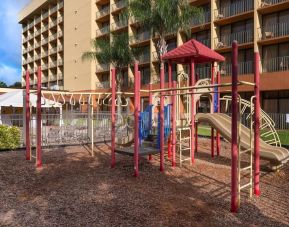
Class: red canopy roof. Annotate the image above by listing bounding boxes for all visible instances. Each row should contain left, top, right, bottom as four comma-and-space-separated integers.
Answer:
162, 39, 225, 64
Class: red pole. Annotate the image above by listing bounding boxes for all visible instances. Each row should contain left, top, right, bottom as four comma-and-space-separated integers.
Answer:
160, 63, 165, 172
167, 61, 172, 160
231, 41, 239, 213
190, 59, 195, 164
148, 83, 152, 161
211, 63, 215, 158
217, 71, 221, 156
195, 122, 198, 153
25, 70, 31, 160
168, 61, 172, 89
36, 66, 42, 168
172, 81, 177, 167
111, 68, 116, 168
134, 64, 140, 176
254, 52, 261, 196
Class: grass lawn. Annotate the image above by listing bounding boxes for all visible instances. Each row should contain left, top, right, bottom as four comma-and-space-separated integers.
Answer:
197, 125, 289, 147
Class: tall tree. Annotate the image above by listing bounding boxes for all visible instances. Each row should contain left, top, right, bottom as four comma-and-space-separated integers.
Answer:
82, 32, 139, 114
0, 81, 8, 88
127, 0, 203, 74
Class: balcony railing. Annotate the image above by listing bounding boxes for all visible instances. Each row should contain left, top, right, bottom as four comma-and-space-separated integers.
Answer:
96, 26, 110, 36
96, 64, 110, 72
58, 16, 63, 24
35, 16, 41, 24
34, 55, 41, 61
50, 5, 58, 15
197, 38, 211, 48
49, 33, 57, 41
42, 64, 48, 70
196, 65, 212, 79
215, 31, 253, 48
191, 10, 211, 27
259, 0, 288, 7
49, 74, 57, 81
50, 47, 57, 54
34, 42, 41, 49
58, 45, 63, 51
23, 25, 28, 32
58, 31, 63, 37
220, 61, 253, 76
50, 19, 57, 27
28, 21, 34, 29
262, 56, 289, 72
42, 51, 48, 57
42, 11, 49, 20
49, 61, 57, 68
167, 43, 177, 52
58, 1, 64, 9
58, 59, 63, 66
58, 73, 63, 80
42, 76, 49, 83
34, 29, 41, 37
42, 38, 49, 45
137, 53, 150, 63
111, 0, 127, 11
28, 34, 34, 40
96, 6, 110, 18
23, 37, 28, 43
258, 22, 289, 40
42, 24, 49, 32
134, 31, 151, 43
96, 81, 110, 89
111, 20, 128, 31
215, 0, 253, 20
28, 46, 34, 52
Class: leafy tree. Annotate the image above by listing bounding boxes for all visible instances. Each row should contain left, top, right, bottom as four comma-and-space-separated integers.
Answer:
0, 81, 8, 88
82, 32, 140, 114
9, 82, 22, 88
127, 0, 203, 72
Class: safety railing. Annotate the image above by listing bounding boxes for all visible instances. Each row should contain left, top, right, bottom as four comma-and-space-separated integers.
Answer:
96, 5, 110, 18
259, 0, 288, 7
215, 0, 253, 20
215, 30, 253, 48
111, 0, 127, 12
111, 20, 128, 31
258, 22, 289, 40
220, 61, 253, 76
262, 56, 289, 72
134, 30, 151, 43
96, 81, 110, 89
96, 64, 110, 72
191, 10, 211, 27
96, 26, 110, 36
136, 53, 150, 64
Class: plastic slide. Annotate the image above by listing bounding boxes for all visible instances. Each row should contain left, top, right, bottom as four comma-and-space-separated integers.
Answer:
196, 113, 289, 166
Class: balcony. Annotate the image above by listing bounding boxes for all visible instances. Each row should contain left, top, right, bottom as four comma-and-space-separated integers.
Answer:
58, 73, 63, 80
111, 0, 127, 12
58, 31, 63, 38
35, 16, 41, 25
27, 57, 33, 63
58, 59, 63, 66
262, 56, 289, 72
111, 20, 128, 31
34, 29, 41, 37
49, 33, 57, 41
196, 65, 212, 79
41, 51, 48, 57
58, 1, 64, 9
28, 21, 34, 29
136, 53, 150, 64
96, 81, 110, 89
197, 38, 211, 48
50, 47, 57, 55
96, 64, 110, 72
215, 0, 253, 21
23, 25, 28, 32
42, 37, 49, 45
34, 54, 41, 61
258, 22, 289, 41
132, 31, 151, 43
50, 5, 58, 15
96, 26, 110, 37
42, 11, 49, 20
34, 42, 41, 49
49, 74, 57, 81
259, 0, 289, 8
23, 59, 27, 64
58, 45, 63, 52
215, 31, 253, 49
23, 49, 27, 54
50, 19, 58, 28
28, 34, 34, 40
191, 10, 211, 27
49, 61, 57, 68
58, 16, 63, 24
42, 24, 49, 32
220, 61, 253, 76
28, 46, 34, 52
42, 76, 49, 83
96, 6, 110, 19
42, 64, 48, 70
23, 37, 28, 43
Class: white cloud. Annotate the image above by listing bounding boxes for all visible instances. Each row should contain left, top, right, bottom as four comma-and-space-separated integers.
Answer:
0, 63, 21, 85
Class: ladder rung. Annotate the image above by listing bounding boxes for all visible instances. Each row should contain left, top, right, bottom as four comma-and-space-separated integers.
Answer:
180, 148, 191, 151
180, 137, 191, 140
31, 155, 37, 159
180, 158, 191, 162
240, 166, 252, 171
240, 182, 252, 190
240, 149, 251, 155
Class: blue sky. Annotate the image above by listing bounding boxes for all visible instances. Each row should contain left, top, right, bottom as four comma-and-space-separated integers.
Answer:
0, 0, 30, 86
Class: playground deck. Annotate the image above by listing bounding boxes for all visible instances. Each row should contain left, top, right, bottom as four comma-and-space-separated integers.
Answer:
0, 138, 289, 227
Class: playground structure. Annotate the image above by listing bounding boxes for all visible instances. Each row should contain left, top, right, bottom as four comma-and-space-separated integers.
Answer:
23, 39, 289, 213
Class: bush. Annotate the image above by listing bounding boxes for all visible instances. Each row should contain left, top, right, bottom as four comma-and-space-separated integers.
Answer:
0, 125, 21, 150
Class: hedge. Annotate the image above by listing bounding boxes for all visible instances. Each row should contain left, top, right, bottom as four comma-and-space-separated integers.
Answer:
0, 125, 21, 150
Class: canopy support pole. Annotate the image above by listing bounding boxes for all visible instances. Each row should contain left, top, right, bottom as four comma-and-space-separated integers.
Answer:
111, 68, 116, 168
36, 66, 42, 168
25, 70, 31, 161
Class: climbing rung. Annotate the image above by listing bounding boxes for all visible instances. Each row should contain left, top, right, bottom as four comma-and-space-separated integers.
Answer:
180, 137, 191, 140
240, 183, 252, 190
180, 157, 191, 162
180, 148, 191, 151
240, 166, 252, 171
240, 149, 251, 155
31, 155, 37, 159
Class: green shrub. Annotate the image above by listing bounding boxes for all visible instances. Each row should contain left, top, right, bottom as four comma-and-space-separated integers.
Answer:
0, 125, 21, 150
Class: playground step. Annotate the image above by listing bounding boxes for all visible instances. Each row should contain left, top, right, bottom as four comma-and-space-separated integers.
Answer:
240, 166, 252, 171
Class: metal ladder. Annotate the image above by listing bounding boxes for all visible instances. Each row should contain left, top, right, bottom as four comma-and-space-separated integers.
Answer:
237, 96, 254, 205
177, 127, 192, 167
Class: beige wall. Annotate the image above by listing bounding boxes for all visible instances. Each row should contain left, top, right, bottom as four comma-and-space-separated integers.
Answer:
63, 0, 96, 91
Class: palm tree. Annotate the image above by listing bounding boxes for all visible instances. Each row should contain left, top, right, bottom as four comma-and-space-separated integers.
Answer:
127, 0, 203, 72
82, 32, 139, 114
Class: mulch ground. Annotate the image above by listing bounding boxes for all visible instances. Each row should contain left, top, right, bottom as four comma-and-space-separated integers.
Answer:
0, 138, 289, 227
